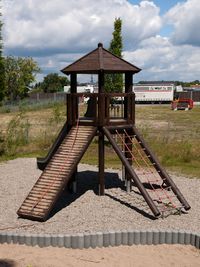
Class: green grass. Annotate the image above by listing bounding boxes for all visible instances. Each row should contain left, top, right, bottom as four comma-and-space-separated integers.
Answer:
135, 105, 200, 177
0, 103, 199, 178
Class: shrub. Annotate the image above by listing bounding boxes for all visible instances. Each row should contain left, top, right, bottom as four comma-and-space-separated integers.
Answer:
5, 111, 30, 155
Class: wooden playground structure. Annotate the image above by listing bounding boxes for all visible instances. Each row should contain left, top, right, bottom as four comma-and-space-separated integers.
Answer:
17, 43, 190, 221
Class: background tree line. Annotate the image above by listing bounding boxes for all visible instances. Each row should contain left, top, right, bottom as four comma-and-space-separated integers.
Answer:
1, 55, 70, 102
0, 1, 69, 103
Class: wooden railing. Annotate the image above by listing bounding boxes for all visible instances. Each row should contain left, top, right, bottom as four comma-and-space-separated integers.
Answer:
66, 92, 135, 126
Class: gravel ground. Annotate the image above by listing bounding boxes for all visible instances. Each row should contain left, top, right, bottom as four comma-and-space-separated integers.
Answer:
0, 158, 199, 234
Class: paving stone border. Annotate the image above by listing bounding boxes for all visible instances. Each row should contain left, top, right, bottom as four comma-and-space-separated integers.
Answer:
0, 230, 199, 249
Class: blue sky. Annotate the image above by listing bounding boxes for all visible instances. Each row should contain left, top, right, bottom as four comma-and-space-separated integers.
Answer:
129, 0, 186, 14
2, 0, 200, 82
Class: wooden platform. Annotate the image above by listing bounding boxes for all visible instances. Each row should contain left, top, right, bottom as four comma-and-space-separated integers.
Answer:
17, 125, 97, 221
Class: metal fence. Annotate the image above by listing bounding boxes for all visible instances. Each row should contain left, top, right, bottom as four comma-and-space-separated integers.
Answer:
29, 92, 66, 103
26, 91, 200, 104
176, 91, 200, 102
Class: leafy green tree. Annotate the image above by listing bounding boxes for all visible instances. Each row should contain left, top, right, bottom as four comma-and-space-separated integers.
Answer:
0, 4, 5, 102
4, 56, 40, 101
105, 18, 123, 92
40, 73, 69, 93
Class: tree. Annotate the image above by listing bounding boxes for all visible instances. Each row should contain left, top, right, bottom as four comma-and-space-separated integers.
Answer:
4, 56, 40, 101
0, 3, 5, 102
105, 18, 123, 92
40, 73, 70, 93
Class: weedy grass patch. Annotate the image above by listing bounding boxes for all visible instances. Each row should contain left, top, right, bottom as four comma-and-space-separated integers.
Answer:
0, 103, 199, 178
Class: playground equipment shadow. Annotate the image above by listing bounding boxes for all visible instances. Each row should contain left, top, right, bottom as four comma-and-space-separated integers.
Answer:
49, 170, 155, 220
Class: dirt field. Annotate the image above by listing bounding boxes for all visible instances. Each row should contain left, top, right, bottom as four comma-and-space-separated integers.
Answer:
0, 244, 199, 267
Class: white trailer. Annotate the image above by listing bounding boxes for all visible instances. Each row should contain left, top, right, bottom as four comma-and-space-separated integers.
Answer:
133, 84, 175, 103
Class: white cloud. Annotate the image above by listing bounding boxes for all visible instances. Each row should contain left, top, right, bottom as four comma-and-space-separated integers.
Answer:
2, 0, 199, 82
124, 35, 200, 81
164, 0, 200, 46
2, 0, 161, 55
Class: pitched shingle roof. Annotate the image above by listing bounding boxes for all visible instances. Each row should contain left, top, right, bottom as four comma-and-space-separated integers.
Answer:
61, 43, 141, 74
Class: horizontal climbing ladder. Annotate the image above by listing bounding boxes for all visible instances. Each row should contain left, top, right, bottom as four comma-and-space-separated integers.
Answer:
17, 125, 97, 221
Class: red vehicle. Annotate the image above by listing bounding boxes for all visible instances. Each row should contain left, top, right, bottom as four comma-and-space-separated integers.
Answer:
171, 98, 194, 110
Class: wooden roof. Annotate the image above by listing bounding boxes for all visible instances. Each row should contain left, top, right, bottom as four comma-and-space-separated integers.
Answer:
61, 43, 141, 74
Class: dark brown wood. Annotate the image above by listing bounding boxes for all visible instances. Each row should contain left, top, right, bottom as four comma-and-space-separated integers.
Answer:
124, 73, 134, 181
18, 43, 191, 222
131, 94, 135, 124
106, 125, 133, 133
61, 43, 141, 75
37, 121, 71, 170
84, 97, 97, 118
125, 134, 132, 188
125, 72, 133, 93
67, 94, 73, 125
17, 126, 97, 221
68, 92, 135, 126
103, 126, 160, 217
105, 95, 110, 124
70, 74, 78, 125
124, 72, 133, 120
98, 129, 105, 195
132, 126, 191, 211
98, 71, 104, 93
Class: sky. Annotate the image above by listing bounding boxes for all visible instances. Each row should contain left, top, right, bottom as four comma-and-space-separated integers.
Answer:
1, 0, 200, 83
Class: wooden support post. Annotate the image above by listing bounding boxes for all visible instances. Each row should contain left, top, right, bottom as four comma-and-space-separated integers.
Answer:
124, 72, 133, 190
98, 70, 105, 195
131, 93, 135, 124
98, 70, 105, 126
70, 73, 78, 125
125, 72, 133, 93
71, 166, 77, 193
105, 95, 110, 124
98, 129, 105, 195
122, 164, 125, 182
103, 126, 160, 217
93, 96, 98, 124
124, 72, 133, 120
125, 135, 132, 192
70, 74, 78, 179
132, 125, 191, 211
66, 94, 72, 125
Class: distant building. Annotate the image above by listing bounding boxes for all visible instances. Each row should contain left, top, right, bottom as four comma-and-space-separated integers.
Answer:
133, 82, 175, 103
64, 84, 95, 93
183, 85, 200, 91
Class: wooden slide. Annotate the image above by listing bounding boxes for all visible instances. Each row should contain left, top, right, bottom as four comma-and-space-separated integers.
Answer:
17, 125, 97, 221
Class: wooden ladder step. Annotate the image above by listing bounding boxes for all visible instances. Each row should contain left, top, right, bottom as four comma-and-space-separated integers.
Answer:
17, 125, 97, 221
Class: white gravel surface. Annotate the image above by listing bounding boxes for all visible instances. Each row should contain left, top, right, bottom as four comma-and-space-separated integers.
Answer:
0, 158, 199, 234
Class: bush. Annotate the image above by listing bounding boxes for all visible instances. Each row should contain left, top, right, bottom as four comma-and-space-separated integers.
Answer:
0, 131, 5, 156
5, 111, 30, 156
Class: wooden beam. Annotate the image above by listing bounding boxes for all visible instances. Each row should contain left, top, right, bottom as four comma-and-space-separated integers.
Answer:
132, 125, 191, 211
125, 72, 133, 93
70, 73, 77, 93
124, 72, 133, 119
98, 70, 104, 93
98, 71, 105, 126
103, 126, 160, 217
67, 94, 72, 125
124, 72, 134, 186
98, 129, 105, 195
70, 73, 78, 181
70, 73, 78, 124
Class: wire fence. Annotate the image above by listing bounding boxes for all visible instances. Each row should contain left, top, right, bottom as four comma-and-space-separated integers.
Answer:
1, 93, 66, 113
